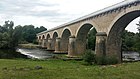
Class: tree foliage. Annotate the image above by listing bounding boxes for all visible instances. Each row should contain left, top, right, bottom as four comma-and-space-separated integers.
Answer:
0, 21, 16, 49
21, 25, 47, 43
0, 21, 47, 49
87, 28, 97, 50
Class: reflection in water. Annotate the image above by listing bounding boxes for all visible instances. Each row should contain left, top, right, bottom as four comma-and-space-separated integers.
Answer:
17, 48, 53, 59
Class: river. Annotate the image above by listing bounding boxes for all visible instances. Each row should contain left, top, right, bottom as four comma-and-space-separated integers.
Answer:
122, 51, 140, 61
0, 48, 53, 59
16, 48, 53, 59
0, 48, 139, 61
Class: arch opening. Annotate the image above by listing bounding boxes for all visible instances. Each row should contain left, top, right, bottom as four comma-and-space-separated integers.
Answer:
76, 23, 97, 55
42, 35, 45, 39
46, 34, 50, 41
38, 36, 42, 45
61, 29, 71, 52
45, 34, 50, 48
41, 35, 46, 48
106, 10, 140, 62
52, 32, 58, 50
39, 36, 41, 39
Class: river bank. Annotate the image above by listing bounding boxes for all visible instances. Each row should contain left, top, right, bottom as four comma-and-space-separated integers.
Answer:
0, 46, 140, 79
18, 43, 40, 49
0, 59, 140, 79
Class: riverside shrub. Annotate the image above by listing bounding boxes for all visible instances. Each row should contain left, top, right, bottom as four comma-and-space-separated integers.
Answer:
83, 50, 118, 65
83, 50, 95, 65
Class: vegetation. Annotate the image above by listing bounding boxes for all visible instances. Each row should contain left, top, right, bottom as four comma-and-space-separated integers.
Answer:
83, 50, 118, 65
0, 21, 47, 49
0, 21, 17, 49
0, 49, 26, 59
18, 43, 39, 49
0, 59, 140, 79
87, 24, 140, 53
120, 21, 140, 52
122, 30, 140, 52
87, 28, 97, 50
83, 50, 96, 65
13, 25, 47, 44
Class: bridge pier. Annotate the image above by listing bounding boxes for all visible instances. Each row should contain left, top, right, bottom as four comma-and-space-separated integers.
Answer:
68, 36, 76, 57
38, 39, 42, 46
106, 35, 122, 63
54, 37, 61, 53
41, 39, 47, 48
95, 32, 107, 57
47, 38, 53, 50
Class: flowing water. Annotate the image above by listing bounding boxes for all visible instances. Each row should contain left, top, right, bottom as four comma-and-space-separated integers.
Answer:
122, 51, 140, 61
16, 48, 53, 59
0, 48, 139, 61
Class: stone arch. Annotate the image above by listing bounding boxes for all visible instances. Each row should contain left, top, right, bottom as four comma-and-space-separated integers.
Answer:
76, 22, 97, 37
76, 23, 96, 55
107, 7, 140, 34
39, 36, 41, 39
38, 36, 42, 45
61, 29, 71, 52
44, 33, 51, 49
41, 35, 46, 47
52, 31, 59, 38
46, 33, 50, 40
106, 10, 140, 62
61, 27, 72, 37
52, 32, 58, 50
42, 35, 45, 39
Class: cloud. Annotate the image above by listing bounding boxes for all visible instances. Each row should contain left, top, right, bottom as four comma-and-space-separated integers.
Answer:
0, 0, 60, 17
0, 0, 139, 33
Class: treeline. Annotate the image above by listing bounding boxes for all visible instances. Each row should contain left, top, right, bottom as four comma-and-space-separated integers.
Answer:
0, 21, 47, 49
122, 30, 140, 52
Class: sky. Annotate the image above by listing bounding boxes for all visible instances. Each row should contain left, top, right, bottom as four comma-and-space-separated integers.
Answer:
0, 0, 139, 33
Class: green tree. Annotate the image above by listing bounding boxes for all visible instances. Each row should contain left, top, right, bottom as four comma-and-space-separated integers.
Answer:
122, 30, 136, 51
0, 21, 18, 49
13, 25, 47, 43
21, 25, 47, 43
22, 25, 36, 43
87, 28, 97, 50
135, 20, 140, 52
136, 20, 140, 33
35, 26, 47, 33
0, 21, 47, 48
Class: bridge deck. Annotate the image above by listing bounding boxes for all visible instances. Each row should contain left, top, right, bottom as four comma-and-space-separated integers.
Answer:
37, 0, 140, 35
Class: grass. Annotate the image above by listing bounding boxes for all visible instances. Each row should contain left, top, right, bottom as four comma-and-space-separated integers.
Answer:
18, 43, 39, 49
0, 59, 140, 79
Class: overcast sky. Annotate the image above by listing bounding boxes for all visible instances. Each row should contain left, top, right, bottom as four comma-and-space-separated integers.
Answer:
0, 0, 139, 33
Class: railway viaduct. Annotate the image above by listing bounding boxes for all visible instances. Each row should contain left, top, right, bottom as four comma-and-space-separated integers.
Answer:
37, 0, 140, 62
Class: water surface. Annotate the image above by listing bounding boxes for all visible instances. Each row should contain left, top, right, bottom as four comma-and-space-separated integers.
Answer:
17, 48, 53, 59
122, 51, 140, 61
0, 48, 140, 61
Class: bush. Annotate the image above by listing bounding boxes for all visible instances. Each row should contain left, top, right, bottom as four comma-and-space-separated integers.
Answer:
96, 56, 118, 65
83, 50, 119, 65
83, 50, 96, 65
